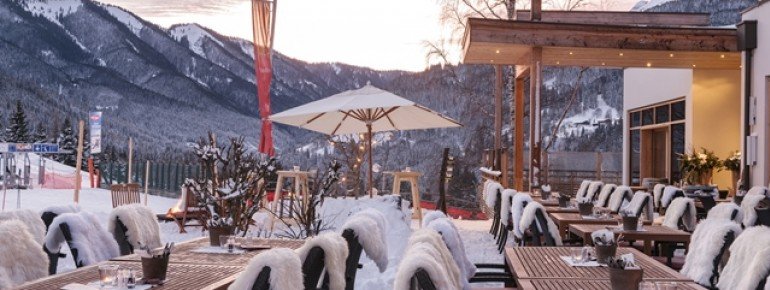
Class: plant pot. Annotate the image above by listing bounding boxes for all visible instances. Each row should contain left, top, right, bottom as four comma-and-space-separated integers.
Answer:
609, 268, 643, 290
622, 216, 639, 231
700, 170, 713, 186
141, 255, 170, 281
578, 203, 594, 216
594, 244, 617, 264
209, 225, 235, 246
730, 171, 740, 197
558, 196, 570, 208
542, 191, 552, 201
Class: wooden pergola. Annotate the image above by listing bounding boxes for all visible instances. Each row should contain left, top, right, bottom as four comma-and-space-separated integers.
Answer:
461, 5, 741, 191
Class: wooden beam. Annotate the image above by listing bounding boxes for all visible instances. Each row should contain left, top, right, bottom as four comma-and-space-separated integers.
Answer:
494, 65, 503, 171
466, 18, 738, 52
528, 48, 542, 190
515, 65, 530, 79
531, 0, 541, 21
515, 10, 711, 26
514, 77, 525, 191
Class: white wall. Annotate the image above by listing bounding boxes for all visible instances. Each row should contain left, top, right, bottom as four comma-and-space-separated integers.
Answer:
622, 68, 693, 185
743, 3, 770, 187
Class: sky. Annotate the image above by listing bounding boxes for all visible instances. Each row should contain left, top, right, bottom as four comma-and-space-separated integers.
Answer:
100, 0, 639, 72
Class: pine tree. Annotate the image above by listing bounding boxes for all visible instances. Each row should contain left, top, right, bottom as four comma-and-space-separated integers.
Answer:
34, 122, 48, 143
56, 118, 77, 166
8, 101, 31, 143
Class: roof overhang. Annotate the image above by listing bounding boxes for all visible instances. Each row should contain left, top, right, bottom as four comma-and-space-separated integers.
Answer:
462, 18, 741, 70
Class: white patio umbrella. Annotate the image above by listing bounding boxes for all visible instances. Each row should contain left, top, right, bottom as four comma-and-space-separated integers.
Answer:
270, 84, 461, 197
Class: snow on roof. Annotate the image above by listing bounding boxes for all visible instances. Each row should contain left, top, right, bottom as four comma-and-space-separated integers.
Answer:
631, 0, 677, 11
169, 24, 224, 57
104, 6, 143, 35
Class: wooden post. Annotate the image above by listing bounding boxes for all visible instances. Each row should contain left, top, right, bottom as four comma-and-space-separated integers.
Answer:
73, 120, 85, 203
531, 0, 542, 21
494, 65, 503, 171
144, 160, 150, 205
514, 76, 525, 191
529, 48, 543, 190
127, 137, 133, 183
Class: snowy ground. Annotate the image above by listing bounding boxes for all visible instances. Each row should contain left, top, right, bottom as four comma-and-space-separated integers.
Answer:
2, 188, 503, 289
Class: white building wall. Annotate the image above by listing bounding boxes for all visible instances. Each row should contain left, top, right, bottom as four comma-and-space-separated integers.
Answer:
622, 68, 693, 185
743, 3, 770, 187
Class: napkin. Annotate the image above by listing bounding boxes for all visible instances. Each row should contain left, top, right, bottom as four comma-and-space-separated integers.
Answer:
191, 246, 246, 255
620, 253, 640, 269
559, 256, 604, 267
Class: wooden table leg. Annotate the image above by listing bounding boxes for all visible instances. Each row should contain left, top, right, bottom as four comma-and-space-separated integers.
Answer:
392, 176, 400, 196
269, 175, 284, 231
411, 177, 423, 225
644, 240, 652, 256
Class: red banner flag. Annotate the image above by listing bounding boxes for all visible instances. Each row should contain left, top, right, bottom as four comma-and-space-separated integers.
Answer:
251, 0, 276, 156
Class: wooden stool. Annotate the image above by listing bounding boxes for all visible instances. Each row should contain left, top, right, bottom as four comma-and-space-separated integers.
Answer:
391, 171, 423, 226
269, 170, 310, 230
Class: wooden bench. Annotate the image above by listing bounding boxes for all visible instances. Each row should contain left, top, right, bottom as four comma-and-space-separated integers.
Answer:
110, 183, 141, 208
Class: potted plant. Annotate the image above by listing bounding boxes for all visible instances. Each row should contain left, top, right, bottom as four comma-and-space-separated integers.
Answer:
723, 151, 741, 197
185, 132, 277, 246
591, 229, 621, 264
577, 197, 594, 216
619, 209, 639, 231
541, 184, 552, 200
556, 192, 571, 208
608, 257, 643, 290
678, 148, 722, 185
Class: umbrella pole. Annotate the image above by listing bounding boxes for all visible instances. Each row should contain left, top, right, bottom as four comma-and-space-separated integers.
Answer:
367, 124, 373, 198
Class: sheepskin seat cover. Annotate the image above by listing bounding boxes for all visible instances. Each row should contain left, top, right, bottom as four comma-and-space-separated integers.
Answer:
340, 214, 388, 272
680, 218, 742, 287
608, 186, 632, 212
0, 220, 48, 288
394, 229, 462, 290
585, 181, 604, 201
0, 209, 45, 244
485, 182, 503, 208
746, 186, 768, 196
354, 209, 388, 242
108, 204, 162, 251
511, 194, 534, 239
44, 211, 120, 266
499, 189, 517, 226
741, 194, 767, 227
622, 191, 654, 221
595, 184, 617, 207
422, 210, 448, 228
295, 233, 349, 290
652, 184, 666, 208
661, 186, 682, 209
519, 202, 563, 246
425, 217, 477, 282
575, 180, 592, 200
662, 197, 696, 231
717, 226, 770, 290
228, 248, 303, 290
707, 203, 743, 224
41, 204, 81, 215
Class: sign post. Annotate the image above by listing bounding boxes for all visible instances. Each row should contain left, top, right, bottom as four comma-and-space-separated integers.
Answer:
89, 112, 102, 188
74, 120, 85, 203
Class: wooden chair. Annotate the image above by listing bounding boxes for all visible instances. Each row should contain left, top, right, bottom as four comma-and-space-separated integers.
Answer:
166, 188, 208, 234
110, 183, 141, 208
41, 211, 65, 275
341, 229, 364, 290
411, 268, 516, 290
302, 246, 329, 290
113, 218, 133, 255
250, 267, 272, 290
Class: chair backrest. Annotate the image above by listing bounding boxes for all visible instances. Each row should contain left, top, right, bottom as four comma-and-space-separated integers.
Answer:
535, 209, 558, 246
411, 268, 438, 290
58, 222, 83, 268
698, 195, 717, 213
302, 246, 328, 290
249, 267, 271, 290
756, 200, 770, 227
111, 183, 141, 208
113, 218, 133, 256
681, 219, 742, 289
595, 184, 617, 208
341, 229, 364, 290
708, 231, 736, 288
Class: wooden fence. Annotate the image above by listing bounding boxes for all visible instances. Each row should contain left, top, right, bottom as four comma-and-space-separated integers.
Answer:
99, 161, 205, 196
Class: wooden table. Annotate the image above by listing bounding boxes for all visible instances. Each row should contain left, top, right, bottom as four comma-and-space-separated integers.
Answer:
390, 171, 423, 225
504, 247, 700, 285
517, 279, 705, 290
569, 224, 691, 255
270, 170, 311, 230
19, 237, 305, 289
549, 213, 653, 239
544, 206, 579, 214
533, 197, 559, 207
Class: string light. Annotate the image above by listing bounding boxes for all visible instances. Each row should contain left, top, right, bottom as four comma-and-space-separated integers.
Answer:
619, 52, 624, 57
669, 53, 674, 58
495, 49, 500, 54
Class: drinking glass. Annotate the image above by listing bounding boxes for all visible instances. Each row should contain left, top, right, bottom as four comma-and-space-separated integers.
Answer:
637, 217, 644, 231
98, 264, 119, 287
639, 281, 656, 290
570, 248, 584, 264
219, 235, 232, 251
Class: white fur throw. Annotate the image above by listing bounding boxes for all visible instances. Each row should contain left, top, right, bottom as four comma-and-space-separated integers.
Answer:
595, 184, 616, 207
0, 220, 48, 288
229, 248, 303, 290
585, 181, 604, 201
608, 186, 632, 212
653, 184, 666, 208
680, 218, 742, 287
661, 186, 681, 209
44, 211, 120, 266
41, 204, 81, 215
485, 182, 503, 208
741, 194, 767, 227
519, 202, 563, 246
747, 186, 768, 196
575, 180, 592, 200
622, 191, 654, 221
499, 189, 517, 226
341, 214, 388, 272
353, 208, 388, 244
425, 217, 477, 282
717, 226, 770, 290
107, 204, 162, 251
511, 194, 534, 239
395, 229, 462, 290
707, 203, 743, 224
295, 233, 349, 290
422, 210, 448, 228
0, 209, 45, 244
662, 197, 696, 231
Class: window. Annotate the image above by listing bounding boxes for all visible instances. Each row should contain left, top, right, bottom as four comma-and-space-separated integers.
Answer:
628, 99, 685, 186
655, 105, 670, 124
671, 101, 685, 121
630, 129, 641, 185
642, 109, 654, 126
